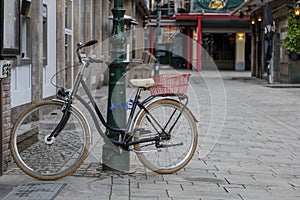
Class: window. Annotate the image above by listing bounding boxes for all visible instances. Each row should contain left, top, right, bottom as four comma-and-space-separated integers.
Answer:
0, 0, 20, 56
21, 15, 31, 60
43, 5, 47, 65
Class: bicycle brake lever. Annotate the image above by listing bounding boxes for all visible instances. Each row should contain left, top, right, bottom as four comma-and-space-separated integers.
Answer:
77, 42, 84, 49
57, 88, 70, 99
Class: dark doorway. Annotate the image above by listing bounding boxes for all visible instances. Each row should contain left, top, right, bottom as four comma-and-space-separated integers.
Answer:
202, 33, 236, 70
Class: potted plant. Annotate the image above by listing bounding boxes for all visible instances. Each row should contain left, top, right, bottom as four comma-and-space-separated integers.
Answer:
283, 1, 300, 61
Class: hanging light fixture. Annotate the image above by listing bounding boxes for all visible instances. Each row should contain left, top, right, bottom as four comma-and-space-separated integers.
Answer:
250, 13, 256, 25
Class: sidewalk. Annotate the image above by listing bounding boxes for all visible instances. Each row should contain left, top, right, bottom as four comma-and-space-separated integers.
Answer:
1, 69, 300, 199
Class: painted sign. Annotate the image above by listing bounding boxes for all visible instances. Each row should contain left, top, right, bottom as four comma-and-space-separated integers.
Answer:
193, 0, 244, 11
0, 60, 12, 78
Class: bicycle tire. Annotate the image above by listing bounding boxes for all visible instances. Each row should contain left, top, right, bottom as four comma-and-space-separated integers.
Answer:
174, 60, 182, 69
10, 100, 90, 180
133, 99, 198, 174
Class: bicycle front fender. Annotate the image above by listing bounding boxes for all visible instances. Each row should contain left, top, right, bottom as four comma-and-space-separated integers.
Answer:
50, 99, 92, 144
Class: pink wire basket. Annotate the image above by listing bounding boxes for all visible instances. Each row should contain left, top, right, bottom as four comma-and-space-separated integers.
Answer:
150, 74, 191, 96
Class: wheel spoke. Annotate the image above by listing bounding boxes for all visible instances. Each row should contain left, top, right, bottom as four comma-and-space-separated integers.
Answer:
134, 99, 198, 173
10, 100, 90, 180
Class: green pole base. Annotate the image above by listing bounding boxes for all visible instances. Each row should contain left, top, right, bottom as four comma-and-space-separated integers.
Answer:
102, 143, 130, 172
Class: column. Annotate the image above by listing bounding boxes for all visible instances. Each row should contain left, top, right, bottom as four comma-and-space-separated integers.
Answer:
56, 0, 65, 88
251, 25, 256, 77
0, 80, 2, 175
94, 0, 102, 57
256, 21, 263, 78
31, 0, 43, 102
235, 33, 246, 71
150, 26, 155, 55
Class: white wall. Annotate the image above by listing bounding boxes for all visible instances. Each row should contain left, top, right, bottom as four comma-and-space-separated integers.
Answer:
43, 0, 57, 98
11, 65, 32, 107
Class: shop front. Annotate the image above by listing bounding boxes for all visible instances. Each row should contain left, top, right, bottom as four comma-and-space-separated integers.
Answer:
147, 14, 251, 71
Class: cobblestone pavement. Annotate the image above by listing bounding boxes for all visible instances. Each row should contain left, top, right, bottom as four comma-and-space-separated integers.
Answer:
2, 69, 300, 200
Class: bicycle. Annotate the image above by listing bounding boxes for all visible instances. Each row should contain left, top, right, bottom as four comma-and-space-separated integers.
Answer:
10, 40, 198, 180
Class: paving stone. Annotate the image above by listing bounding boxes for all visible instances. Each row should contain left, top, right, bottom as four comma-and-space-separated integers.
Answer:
0, 184, 17, 199
130, 196, 158, 200
130, 188, 168, 198
137, 182, 182, 191
3, 183, 66, 200
167, 189, 240, 199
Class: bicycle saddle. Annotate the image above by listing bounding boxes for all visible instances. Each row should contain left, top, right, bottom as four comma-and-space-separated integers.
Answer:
130, 78, 155, 88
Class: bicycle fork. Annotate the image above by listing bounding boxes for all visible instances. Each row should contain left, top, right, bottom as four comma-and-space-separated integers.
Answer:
45, 94, 73, 144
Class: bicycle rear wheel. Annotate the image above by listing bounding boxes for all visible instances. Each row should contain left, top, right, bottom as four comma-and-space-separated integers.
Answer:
133, 99, 198, 174
10, 100, 90, 180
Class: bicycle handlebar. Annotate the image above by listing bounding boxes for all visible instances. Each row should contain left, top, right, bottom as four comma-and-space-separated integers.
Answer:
76, 40, 98, 63
83, 40, 98, 47
86, 57, 103, 63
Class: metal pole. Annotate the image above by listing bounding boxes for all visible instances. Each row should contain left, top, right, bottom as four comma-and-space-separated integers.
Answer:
102, 0, 129, 171
154, 0, 161, 76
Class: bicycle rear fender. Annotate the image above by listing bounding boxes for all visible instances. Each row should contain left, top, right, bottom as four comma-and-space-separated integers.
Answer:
129, 98, 198, 134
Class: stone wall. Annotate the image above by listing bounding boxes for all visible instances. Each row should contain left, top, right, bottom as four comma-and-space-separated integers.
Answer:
1, 76, 12, 173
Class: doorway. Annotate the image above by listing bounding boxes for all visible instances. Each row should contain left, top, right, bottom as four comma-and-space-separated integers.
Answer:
202, 33, 236, 70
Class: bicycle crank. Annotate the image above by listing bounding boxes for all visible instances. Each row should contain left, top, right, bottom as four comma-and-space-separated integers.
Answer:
130, 148, 162, 154
157, 142, 184, 148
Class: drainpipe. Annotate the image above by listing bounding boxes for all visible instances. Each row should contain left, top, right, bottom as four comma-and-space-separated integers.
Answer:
187, 27, 191, 70
197, 16, 202, 71
154, 0, 161, 76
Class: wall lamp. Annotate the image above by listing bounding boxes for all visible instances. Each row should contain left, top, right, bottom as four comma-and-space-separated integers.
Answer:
237, 33, 245, 41
286, 0, 300, 16
295, 0, 300, 16
257, 16, 262, 22
250, 14, 260, 25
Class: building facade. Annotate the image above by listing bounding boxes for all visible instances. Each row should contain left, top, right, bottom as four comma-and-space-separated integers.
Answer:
233, 0, 300, 83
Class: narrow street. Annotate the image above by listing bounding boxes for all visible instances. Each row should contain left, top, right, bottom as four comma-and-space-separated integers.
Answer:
2, 70, 300, 200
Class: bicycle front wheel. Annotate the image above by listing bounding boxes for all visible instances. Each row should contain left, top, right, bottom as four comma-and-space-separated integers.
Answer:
10, 100, 90, 180
134, 99, 198, 174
